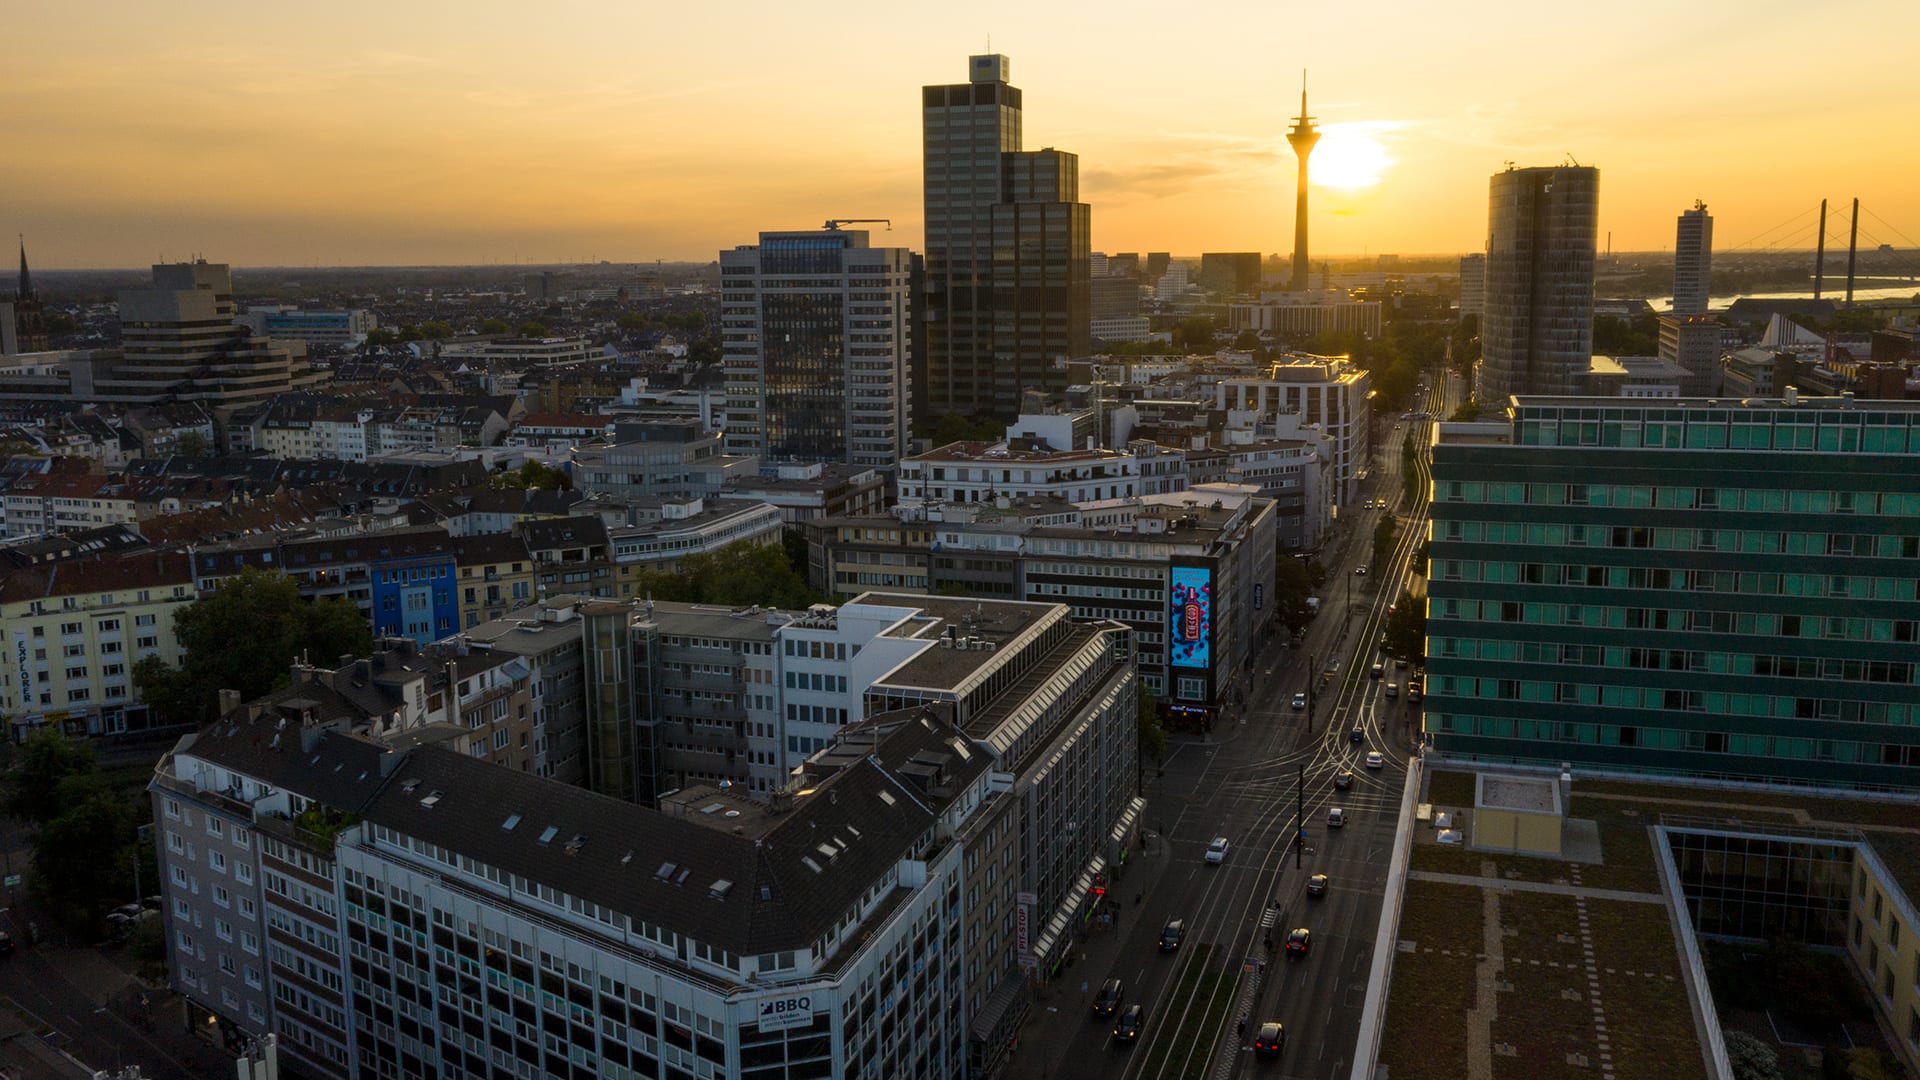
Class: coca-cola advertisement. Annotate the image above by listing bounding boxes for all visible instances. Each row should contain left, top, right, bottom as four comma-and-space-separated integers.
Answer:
1168, 565, 1212, 669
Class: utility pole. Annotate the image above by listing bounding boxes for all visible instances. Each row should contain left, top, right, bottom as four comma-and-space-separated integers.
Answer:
1306, 652, 1317, 734
1295, 762, 1305, 870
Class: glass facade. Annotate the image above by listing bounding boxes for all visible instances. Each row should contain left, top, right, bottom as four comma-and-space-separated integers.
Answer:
1479, 167, 1599, 400
1667, 830, 1854, 946
1426, 399, 1920, 790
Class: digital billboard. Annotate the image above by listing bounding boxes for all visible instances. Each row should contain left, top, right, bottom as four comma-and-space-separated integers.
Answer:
1168, 565, 1213, 669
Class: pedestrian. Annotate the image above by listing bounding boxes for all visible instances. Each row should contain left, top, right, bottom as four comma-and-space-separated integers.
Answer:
1237, 1016, 1247, 1037
1135, 891, 1142, 906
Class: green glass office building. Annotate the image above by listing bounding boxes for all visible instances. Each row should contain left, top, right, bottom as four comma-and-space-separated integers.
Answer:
1425, 397, 1920, 791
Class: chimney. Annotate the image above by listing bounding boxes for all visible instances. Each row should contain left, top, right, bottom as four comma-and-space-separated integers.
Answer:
217, 688, 243, 717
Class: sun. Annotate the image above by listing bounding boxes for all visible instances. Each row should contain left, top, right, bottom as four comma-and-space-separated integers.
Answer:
1309, 125, 1393, 191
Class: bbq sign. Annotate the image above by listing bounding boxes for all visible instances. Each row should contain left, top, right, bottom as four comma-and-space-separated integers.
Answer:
1168, 565, 1213, 669
756, 993, 816, 1032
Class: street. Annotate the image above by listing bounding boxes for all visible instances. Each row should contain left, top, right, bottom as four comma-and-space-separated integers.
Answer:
1008, 373, 1457, 1080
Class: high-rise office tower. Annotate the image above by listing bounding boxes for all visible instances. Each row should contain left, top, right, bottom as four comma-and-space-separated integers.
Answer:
1478, 165, 1600, 401
720, 229, 913, 467
1458, 253, 1486, 320
922, 55, 1092, 420
1286, 80, 1321, 291
1673, 200, 1713, 315
93, 260, 325, 406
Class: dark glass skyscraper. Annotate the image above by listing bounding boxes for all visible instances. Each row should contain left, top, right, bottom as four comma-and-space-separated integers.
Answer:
1478, 165, 1599, 401
922, 54, 1089, 421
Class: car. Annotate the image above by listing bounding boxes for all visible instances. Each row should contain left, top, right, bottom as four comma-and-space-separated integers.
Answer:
1113, 1003, 1145, 1042
1436, 828, 1463, 845
1092, 978, 1123, 1017
1306, 873, 1330, 897
1354, 565, 1369, 576
1284, 928, 1312, 956
1327, 807, 1346, 828
1434, 812, 1455, 830
1394, 657, 1409, 670
1322, 660, 1341, 678
112, 902, 143, 920
1333, 769, 1354, 790
1385, 681, 1398, 698
1206, 837, 1230, 865
1159, 919, 1186, 951
1386, 602, 1397, 615
0, 931, 13, 956
1369, 662, 1384, 679
1291, 692, 1307, 711
1408, 685, 1423, 703
1254, 1021, 1286, 1054
1365, 750, 1386, 769
1349, 727, 1364, 743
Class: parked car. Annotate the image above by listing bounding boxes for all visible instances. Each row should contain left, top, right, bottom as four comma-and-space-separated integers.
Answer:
1434, 812, 1454, 830
1092, 978, 1123, 1017
1408, 684, 1423, 703
1437, 829, 1463, 845
1160, 919, 1186, 952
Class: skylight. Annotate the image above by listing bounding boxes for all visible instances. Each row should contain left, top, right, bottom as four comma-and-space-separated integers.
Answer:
537, 825, 560, 845
501, 814, 521, 832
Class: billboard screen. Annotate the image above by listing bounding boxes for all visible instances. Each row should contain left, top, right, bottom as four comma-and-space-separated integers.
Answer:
1169, 565, 1213, 669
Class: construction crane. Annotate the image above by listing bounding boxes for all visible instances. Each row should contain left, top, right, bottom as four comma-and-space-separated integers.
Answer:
823, 218, 892, 231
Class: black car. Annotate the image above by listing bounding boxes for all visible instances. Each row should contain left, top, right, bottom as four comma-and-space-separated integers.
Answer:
1254, 1021, 1286, 1054
1092, 978, 1123, 1017
1307, 873, 1330, 897
1333, 769, 1354, 790
1159, 919, 1186, 952
1349, 727, 1364, 743
1285, 927, 1312, 957
1113, 1003, 1145, 1042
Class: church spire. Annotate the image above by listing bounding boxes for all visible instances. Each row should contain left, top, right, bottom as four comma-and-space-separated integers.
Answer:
17, 236, 31, 301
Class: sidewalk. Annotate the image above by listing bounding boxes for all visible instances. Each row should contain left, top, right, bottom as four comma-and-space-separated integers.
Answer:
1002, 827, 1182, 1080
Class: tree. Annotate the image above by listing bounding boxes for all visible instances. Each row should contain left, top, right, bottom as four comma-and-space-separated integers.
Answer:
133, 567, 374, 726
488, 460, 571, 491
1179, 316, 1217, 352
1724, 1030, 1781, 1080
1371, 517, 1399, 568
416, 320, 456, 340
1271, 553, 1314, 631
174, 430, 210, 458
1382, 592, 1427, 661
625, 541, 820, 610
5, 729, 97, 824
479, 317, 511, 335
922, 412, 1005, 447
31, 783, 136, 931
517, 321, 552, 339
1136, 682, 1166, 765
615, 313, 651, 331
362, 327, 401, 348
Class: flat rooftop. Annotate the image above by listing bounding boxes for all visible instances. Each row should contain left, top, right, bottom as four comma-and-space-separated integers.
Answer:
857, 592, 1059, 692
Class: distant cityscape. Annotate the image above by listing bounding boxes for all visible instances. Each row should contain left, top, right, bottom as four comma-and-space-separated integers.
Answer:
0, 45, 1918, 1080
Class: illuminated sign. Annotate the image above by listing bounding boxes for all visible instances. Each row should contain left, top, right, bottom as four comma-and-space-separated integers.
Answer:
1169, 566, 1212, 669
756, 994, 816, 1033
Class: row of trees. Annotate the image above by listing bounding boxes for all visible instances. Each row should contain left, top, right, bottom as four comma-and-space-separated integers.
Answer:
487, 460, 571, 491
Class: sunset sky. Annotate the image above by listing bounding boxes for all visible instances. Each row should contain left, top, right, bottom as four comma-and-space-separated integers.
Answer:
6, 0, 1918, 269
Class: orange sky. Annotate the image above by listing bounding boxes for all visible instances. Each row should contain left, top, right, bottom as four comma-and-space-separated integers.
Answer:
6, 0, 1918, 269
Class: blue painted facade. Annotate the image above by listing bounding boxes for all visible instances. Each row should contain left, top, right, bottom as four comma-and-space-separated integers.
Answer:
369, 553, 458, 646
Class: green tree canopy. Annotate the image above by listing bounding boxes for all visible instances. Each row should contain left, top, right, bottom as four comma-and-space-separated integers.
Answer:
362, 327, 401, 348
416, 320, 456, 340
615, 313, 651, 331
175, 430, 210, 458
479, 317, 511, 335
133, 567, 374, 726
625, 541, 820, 610
1382, 592, 1427, 661
919, 412, 1006, 446
30, 784, 137, 931
5, 729, 98, 824
1179, 316, 1217, 352
1271, 553, 1315, 631
1136, 682, 1167, 765
488, 460, 572, 491
517, 321, 552, 339
1371, 517, 1399, 568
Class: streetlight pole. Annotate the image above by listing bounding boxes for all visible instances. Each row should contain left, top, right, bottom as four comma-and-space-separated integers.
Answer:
1295, 762, 1305, 870
1306, 652, 1316, 734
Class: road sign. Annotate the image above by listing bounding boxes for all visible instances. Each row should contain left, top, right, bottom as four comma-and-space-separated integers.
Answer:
1, 876, 18, 887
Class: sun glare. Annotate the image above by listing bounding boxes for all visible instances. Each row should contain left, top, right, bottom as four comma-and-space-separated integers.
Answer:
1310, 125, 1393, 191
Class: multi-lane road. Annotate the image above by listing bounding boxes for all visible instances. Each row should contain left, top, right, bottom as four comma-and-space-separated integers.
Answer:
1019, 373, 1458, 1080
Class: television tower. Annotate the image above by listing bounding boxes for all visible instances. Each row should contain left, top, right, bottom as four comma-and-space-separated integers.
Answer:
1286, 72, 1321, 291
